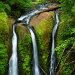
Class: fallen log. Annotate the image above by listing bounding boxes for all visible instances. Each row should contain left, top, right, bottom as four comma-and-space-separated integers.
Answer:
35, 5, 60, 15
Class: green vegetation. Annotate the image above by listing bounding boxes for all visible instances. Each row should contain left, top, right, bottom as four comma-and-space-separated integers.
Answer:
0, 12, 9, 75
18, 34, 32, 75
55, 1, 75, 74
0, 0, 75, 75
17, 26, 32, 75
58, 0, 75, 16
0, 0, 45, 17
34, 15, 53, 73
44, 0, 75, 74
0, 0, 32, 17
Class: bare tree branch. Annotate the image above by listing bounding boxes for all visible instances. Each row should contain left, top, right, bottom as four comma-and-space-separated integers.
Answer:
39, 65, 47, 75
56, 47, 73, 75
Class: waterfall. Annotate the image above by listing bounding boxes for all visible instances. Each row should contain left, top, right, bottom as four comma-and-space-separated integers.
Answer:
18, 5, 47, 23
18, 4, 46, 75
27, 26, 41, 75
8, 4, 47, 75
8, 25, 18, 75
18, 6, 47, 75
49, 10, 59, 75
8, 3, 59, 75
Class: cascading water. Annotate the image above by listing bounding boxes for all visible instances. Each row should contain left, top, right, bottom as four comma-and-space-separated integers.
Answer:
18, 4, 47, 75
27, 26, 41, 75
18, 5, 47, 23
8, 25, 18, 75
49, 10, 59, 75
8, 4, 47, 75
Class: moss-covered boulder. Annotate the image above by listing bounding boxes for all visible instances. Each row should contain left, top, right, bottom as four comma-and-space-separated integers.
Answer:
0, 12, 9, 75
30, 12, 54, 73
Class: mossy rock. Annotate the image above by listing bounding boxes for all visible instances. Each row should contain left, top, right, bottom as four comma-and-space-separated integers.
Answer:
17, 11, 54, 75
34, 16, 53, 73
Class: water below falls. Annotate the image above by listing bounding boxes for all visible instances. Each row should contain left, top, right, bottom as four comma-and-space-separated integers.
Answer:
49, 10, 59, 75
8, 25, 18, 75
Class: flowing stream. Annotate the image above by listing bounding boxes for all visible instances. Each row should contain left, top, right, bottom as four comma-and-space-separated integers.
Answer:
8, 25, 18, 75
49, 10, 59, 75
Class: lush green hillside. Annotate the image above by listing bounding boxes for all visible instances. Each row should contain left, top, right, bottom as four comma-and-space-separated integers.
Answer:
0, 12, 9, 75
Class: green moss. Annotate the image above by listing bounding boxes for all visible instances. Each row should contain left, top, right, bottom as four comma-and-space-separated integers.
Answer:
35, 17, 53, 72
18, 34, 32, 75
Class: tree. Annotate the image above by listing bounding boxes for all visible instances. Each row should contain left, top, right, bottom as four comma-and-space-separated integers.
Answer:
58, 0, 75, 16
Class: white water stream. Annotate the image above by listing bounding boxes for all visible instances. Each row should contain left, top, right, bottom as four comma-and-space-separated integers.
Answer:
49, 10, 59, 75
28, 27, 41, 75
8, 25, 18, 75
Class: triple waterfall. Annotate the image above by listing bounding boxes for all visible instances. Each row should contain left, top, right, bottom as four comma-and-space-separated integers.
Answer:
8, 4, 59, 75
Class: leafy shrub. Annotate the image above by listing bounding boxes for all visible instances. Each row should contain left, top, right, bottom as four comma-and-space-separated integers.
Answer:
55, 37, 75, 75
7, 0, 32, 16
58, 0, 75, 16
0, 2, 11, 13
0, 0, 32, 16
0, 44, 8, 75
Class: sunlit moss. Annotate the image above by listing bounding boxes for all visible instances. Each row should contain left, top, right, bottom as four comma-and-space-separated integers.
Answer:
35, 16, 53, 72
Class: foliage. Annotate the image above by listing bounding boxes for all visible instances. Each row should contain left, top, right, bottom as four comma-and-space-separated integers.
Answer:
18, 29, 32, 75
56, 37, 75, 59
58, 0, 75, 16
71, 4, 75, 16
35, 17, 53, 72
0, 44, 8, 75
0, 12, 9, 75
0, 2, 11, 13
7, 0, 32, 10
0, 12, 9, 43
57, 13, 75, 44
56, 11, 75, 74
56, 38, 75, 75
0, 0, 32, 16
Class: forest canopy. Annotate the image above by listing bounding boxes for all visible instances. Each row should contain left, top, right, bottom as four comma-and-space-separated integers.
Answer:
58, 0, 75, 16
